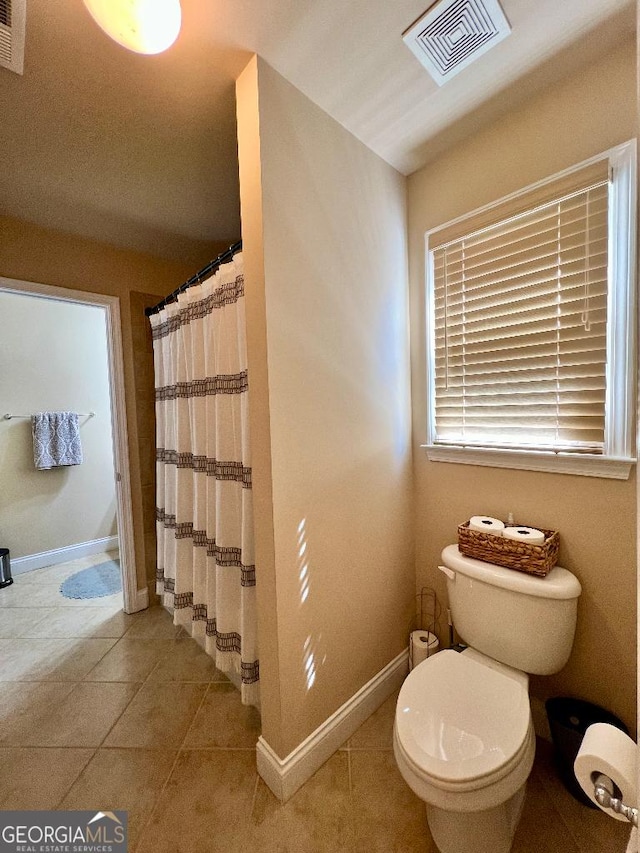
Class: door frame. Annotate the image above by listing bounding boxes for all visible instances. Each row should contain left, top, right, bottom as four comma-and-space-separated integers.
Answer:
0, 276, 144, 614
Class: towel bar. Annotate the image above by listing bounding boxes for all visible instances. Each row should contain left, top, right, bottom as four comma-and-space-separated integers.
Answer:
3, 412, 96, 420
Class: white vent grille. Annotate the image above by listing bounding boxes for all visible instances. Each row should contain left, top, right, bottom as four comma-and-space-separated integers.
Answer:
403, 0, 510, 86
0, 0, 26, 75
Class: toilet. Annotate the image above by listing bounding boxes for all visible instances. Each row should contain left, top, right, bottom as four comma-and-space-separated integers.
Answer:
394, 544, 582, 853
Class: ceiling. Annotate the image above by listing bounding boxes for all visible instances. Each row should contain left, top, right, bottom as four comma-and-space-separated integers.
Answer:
0, 0, 635, 265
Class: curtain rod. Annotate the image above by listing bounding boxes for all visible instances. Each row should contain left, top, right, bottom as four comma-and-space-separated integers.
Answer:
145, 240, 242, 317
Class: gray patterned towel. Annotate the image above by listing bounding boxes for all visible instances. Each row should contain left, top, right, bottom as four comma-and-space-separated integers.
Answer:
31, 412, 84, 469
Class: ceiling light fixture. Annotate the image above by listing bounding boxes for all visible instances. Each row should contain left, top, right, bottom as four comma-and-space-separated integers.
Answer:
82, 0, 182, 55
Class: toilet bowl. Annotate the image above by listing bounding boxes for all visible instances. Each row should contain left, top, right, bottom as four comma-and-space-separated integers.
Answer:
394, 648, 535, 853
393, 545, 582, 853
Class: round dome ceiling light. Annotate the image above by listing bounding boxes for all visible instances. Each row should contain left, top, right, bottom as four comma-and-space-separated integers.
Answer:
82, 0, 182, 55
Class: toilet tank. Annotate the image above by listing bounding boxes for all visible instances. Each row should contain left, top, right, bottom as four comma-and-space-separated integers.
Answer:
441, 544, 582, 675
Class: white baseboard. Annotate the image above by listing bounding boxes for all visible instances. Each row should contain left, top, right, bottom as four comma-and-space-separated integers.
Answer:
10, 535, 120, 575
257, 648, 409, 803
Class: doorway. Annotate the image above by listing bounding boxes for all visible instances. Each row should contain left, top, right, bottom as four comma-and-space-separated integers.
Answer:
0, 276, 139, 614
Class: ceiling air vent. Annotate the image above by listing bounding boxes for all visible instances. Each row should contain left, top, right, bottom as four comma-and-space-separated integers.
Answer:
0, 0, 26, 75
403, 0, 510, 86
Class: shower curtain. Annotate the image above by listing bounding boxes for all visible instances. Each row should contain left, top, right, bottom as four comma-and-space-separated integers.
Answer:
149, 253, 259, 707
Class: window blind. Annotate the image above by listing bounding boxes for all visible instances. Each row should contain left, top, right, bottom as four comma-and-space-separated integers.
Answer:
430, 161, 609, 454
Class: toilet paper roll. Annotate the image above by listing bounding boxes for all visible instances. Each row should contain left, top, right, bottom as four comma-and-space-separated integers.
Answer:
503, 526, 545, 545
468, 516, 505, 536
574, 723, 638, 821
409, 631, 439, 670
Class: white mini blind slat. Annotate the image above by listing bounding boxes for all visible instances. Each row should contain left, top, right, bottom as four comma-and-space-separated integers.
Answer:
430, 172, 609, 454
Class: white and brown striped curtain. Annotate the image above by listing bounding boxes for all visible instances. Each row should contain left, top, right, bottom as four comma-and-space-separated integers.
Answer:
149, 253, 259, 706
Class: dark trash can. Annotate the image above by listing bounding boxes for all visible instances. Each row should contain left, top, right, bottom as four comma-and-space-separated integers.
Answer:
0, 548, 12, 588
545, 697, 628, 808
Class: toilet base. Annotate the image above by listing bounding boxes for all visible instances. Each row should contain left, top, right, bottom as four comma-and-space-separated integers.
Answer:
426, 784, 527, 853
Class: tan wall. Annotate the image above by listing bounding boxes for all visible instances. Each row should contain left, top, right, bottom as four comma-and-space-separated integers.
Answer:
408, 39, 637, 733
0, 292, 116, 557
0, 215, 224, 592
237, 57, 414, 758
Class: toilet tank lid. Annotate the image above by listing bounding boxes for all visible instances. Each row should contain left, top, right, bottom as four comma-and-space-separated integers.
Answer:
441, 545, 582, 600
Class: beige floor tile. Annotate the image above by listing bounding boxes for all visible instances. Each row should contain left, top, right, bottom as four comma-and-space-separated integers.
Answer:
184, 683, 261, 748
7, 583, 79, 608
249, 752, 354, 853
350, 750, 434, 852
0, 637, 116, 680
0, 682, 76, 743
56, 588, 124, 609
0, 583, 24, 606
21, 607, 114, 638
0, 748, 94, 809
512, 775, 581, 853
137, 750, 256, 853
4, 682, 141, 747
17, 563, 85, 585
0, 607, 53, 638
103, 682, 207, 748
0, 639, 55, 679
123, 606, 185, 639
61, 748, 178, 850
84, 638, 170, 681
348, 689, 398, 750
147, 638, 228, 683
1, 557, 123, 609
0, 582, 57, 608
532, 738, 630, 853
81, 608, 136, 638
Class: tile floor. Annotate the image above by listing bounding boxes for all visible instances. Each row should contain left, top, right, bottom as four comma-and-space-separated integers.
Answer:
0, 555, 631, 852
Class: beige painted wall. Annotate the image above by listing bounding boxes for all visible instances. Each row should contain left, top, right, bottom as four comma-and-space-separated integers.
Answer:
0, 215, 224, 592
0, 292, 116, 557
237, 57, 414, 758
408, 39, 637, 733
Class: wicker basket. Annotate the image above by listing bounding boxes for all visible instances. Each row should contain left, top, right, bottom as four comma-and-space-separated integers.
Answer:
457, 521, 560, 577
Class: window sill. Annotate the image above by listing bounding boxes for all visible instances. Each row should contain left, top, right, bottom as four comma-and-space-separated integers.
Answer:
422, 445, 635, 480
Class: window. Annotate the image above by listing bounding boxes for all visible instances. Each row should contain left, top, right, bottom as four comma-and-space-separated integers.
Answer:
425, 141, 636, 479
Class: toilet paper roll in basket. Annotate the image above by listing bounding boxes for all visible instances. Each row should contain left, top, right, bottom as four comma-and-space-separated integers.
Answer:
574, 723, 638, 820
468, 516, 505, 536
503, 526, 545, 545
409, 631, 439, 670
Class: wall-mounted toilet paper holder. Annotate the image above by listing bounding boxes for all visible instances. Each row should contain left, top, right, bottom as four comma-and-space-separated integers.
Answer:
594, 774, 638, 827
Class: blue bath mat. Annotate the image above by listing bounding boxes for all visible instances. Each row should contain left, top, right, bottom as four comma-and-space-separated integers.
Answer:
60, 559, 122, 600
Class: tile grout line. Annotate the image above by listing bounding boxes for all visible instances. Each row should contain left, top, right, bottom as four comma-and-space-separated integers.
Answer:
90, 614, 208, 850
91, 680, 147, 749
249, 770, 261, 817
132, 681, 212, 851
345, 747, 359, 853
176, 680, 213, 751
127, 746, 183, 853
85, 623, 193, 748
532, 764, 586, 851
142, 653, 164, 685
52, 747, 99, 810
3, 572, 177, 826
6, 561, 119, 806
80, 635, 125, 681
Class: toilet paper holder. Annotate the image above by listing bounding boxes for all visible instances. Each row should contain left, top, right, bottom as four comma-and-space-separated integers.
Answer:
593, 773, 638, 827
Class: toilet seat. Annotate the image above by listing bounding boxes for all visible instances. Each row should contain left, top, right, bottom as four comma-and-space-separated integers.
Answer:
395, 649, 531, 790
